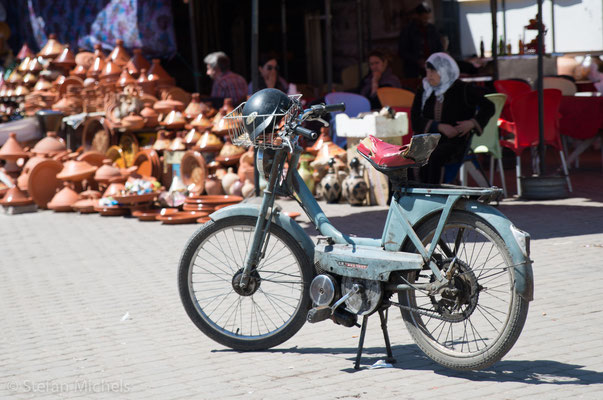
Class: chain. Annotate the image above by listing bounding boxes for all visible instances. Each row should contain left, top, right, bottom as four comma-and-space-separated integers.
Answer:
389, 300, 451, 322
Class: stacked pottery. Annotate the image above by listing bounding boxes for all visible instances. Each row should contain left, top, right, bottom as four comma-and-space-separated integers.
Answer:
0, 133, 29, 178
140, 104, 159, 128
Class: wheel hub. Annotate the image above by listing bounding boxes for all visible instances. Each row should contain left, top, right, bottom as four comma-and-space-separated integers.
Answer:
431, 258, 479, 322
232, 268, 261, 296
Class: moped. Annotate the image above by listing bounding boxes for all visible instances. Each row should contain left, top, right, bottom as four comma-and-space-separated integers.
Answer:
178, 89, 533, 371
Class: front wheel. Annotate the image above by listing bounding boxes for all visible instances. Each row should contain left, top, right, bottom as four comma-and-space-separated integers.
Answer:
398, 211, 529, 371
178, 216, 313, 350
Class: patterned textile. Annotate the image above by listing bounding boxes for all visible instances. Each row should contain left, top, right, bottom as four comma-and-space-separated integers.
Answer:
3, 0, 175, 58
211, 71, 248, 105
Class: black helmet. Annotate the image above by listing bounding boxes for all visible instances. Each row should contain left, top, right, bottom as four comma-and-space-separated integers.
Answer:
242, 88, 292, 142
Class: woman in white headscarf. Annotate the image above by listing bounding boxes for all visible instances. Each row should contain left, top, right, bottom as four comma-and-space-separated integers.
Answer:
410, 52, 494, 183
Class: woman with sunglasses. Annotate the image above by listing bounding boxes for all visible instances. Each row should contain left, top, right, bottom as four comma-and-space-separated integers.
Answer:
248, 53, 289, 94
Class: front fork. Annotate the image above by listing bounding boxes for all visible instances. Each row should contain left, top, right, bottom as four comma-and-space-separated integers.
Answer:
238, 149, 286, 289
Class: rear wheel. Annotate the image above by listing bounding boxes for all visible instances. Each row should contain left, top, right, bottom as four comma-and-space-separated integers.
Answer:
178, 216, 313, 350
398, 211, 529, 370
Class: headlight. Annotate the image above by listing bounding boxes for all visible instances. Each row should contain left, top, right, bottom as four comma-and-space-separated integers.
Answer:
510, 224, 530, 257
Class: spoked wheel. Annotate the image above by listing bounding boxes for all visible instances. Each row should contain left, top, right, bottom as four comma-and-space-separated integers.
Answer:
398, 211, 529, 371
178, 216, 313, 350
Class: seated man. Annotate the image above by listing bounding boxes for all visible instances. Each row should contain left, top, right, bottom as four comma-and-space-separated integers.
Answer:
204, 51, 248, 107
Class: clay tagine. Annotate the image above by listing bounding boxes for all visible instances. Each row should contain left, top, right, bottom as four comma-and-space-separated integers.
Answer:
184, 93, 205, 120
116, 69, 137, 88
94, 159, 124, 184
0, 186, 34, 207
121, 112, 145, 131
136, 68, 155, 94
17, 44, 35, 60
140, 105, 159, 128
106, 39, 130, 67
161, 110, 186, 130
56, 160, 97, 182
126, 48, 150, 78
38, 33, 64, 59
87, 44, 106, 79
147, 58, 175, 86
32, 132, 67, 157
52, 44, 76, 72
0, 132, 29, 163
47, 182, 80, 211
99, 59, 122, 83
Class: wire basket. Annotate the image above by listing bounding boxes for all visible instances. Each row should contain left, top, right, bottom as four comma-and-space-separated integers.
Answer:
223, 94, 302, 149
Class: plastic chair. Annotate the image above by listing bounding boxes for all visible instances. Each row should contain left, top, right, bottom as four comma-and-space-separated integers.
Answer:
376, 87, 415, 108
494, 79, 531, 122
459, 93, 508, 196
543, 77, 577, 96
500, 89, 572, 197
325, 92, 371, 148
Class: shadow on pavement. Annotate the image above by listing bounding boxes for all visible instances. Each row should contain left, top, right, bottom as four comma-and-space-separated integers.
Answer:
219, 344, 603, 384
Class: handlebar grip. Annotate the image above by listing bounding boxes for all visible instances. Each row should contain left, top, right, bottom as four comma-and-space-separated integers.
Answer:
294, 125, 318, 140
324, 103, 346, 113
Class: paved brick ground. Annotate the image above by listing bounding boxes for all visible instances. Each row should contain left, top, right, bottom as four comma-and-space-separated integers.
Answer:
2, 154, 603, 399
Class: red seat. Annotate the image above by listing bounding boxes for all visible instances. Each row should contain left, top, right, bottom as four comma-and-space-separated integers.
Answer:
500, 89, 572, 196
357, 135, 415, 170
494, 80, 531, 123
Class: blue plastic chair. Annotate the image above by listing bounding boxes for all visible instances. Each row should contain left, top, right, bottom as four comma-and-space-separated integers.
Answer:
325, 92, 371, 148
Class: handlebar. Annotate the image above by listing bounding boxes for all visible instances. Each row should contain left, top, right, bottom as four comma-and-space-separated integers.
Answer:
309, 103, 346, 115
293, 125, 318, 140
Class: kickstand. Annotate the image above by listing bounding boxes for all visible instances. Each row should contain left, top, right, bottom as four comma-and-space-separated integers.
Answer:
379, 308, 396, 364
354, 315, 369, 370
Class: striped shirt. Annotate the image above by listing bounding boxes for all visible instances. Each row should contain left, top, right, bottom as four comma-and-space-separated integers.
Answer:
211, 71, 248, 105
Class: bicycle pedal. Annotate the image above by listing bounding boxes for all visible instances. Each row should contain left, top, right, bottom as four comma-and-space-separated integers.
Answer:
307, 306, 331, 323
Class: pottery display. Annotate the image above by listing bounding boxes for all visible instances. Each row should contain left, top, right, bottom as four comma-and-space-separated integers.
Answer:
32, 132, 66, 156
94, 159, 124, 183
221, 167, 239, 195
342, 158, 368, 206
52, 45, 76, 71
190, 113, 214, 131
204, 174, 224, 195
56, 160, 97, 181
47, 183, 80, 211
0, 132, 29, 174
87, 44, 106, 79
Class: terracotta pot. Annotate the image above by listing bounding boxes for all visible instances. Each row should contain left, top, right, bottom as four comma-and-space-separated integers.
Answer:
87, 44, 106, 79
116, 69, 137, 88
161, 110, 186, 130
140, 105, 159, 128
52, 44, 76, 71
147, 59, 175, 86
221, 167, 239, 194
17, 57, 32, 73
184, 93, 205, 120
56, 160, 97, 181
32, 132, 67, 157
70, 64, 87, 80
33, 77, 53, 92
27, 158, 63, 208
22, 73, 37, 87
195, 131, 223, 153
106, 39, 130, 66
0, 186, 34, 207
99, 60, 122, 83
38, 34, 63, 59
136, 68, 155, 94
47, 183, 79, 211
17, 44, 34, 60
126, 48, 150, 78
0, 132, 29, 162
204, 175, 224, 195
94, 159, 123, 183
121, 112, 145, 131
102, 181, 126, 198
190, 113, 214, 131
184, 128, 201, 147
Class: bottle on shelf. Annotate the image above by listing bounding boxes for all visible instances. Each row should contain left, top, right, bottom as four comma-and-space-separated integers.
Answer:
518, 35, 524, 55
506, 42, 512, 55
479, 37, 485, 58
498, 36, 505, 56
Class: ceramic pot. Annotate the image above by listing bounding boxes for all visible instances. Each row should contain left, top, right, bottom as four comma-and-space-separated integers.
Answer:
47, 183, 79, 211
221, 167, 239, 195
107, 39, 130, 67
229, 179, 244, 197
342, 158, 368, 206
17, 44, 35, 60
204, 175, 224, 195
0, 186, 34, 207
140, 105, 159, 128
39, 34, 63, 59
190, 113, 213, 131
122, 113, 145, 131
56, 160, 97, 182
32, 132, 66, 157
241, 179, 255, 198
100, 60, 122, 83
87, 44, 106, 79
126, 48, 150, 78
94, 159, 123, 183
0, 132, 29, 162
136, 68, 155, 94
147, 59, 175, 86
184, 93, 205, 120
319, 159, 341, 204
161, 110, 186, 130
52, 44, 76, 71
116, 69, 137, 88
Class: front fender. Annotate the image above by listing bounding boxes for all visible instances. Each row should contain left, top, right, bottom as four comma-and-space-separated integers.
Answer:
210, 204, 315, 260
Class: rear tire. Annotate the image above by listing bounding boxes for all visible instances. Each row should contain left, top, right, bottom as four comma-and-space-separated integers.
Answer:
398, 211, 529, 370
178, 216, 313, 350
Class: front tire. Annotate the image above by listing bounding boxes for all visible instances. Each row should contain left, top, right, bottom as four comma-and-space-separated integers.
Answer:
398, 211, 529, 370
178, 216, 313, 350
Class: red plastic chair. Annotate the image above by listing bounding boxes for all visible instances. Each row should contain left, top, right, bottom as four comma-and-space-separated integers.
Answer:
500, 88, 572, 196
494, 79, 531, 123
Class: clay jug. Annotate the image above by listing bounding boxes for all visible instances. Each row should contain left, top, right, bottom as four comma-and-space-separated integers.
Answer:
204, 174, 224, 195
342, 157, 368, 206
319, 158, 341, 204
230, 179, 244, 197
221, 167, 239, 194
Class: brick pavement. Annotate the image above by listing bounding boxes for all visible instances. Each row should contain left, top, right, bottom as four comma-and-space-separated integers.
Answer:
2, 166, 603, 399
